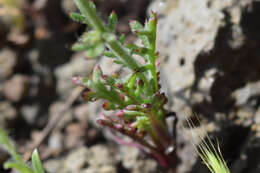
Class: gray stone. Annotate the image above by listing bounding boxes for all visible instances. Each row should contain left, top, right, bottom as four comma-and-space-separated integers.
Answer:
232, 81, 260, 106
81, 165, 117, 173
0, 48, 17, 79
44, 158, 64, 173
86, 144, 116, 167
64, 147, 88, 172
21, 104, 39, 124
0, 102, 17, 128
3, 74, 29, 102
119, 146, 139, 169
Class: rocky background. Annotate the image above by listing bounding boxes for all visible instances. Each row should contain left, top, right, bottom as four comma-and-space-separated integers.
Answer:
0, 0, 260, 173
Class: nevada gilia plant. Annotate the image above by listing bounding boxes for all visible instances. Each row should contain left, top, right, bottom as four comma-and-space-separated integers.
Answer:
71, 0, 177, 171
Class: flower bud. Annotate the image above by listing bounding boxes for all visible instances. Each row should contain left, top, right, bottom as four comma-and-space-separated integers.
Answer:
116, 111, 124, 117
116, 83, 123, 89
72, 76, 83, 85
114, 124, 123, 130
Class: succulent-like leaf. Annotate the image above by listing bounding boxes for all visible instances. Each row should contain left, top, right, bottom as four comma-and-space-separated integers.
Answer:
119, 34, 126, 44
136, 116, 151, 130
103, 51, 116, 58
84, 43, 104, 58
71, 43, 92, 51
130, 20, 144, 33
108, 11, 118, 32
70, 12, 87, 24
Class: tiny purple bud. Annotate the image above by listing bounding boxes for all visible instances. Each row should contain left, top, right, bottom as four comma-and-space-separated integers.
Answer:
139, 58, 145, 65
98, 113, 106, 120
111, 10, 116, 15
155, 60, 160, 67
129, 20, 135, 24
116, 83, 123, 88
94, 64, 101, 71
129, 122, 137, 128
119, 94, 125, 100
96, 119, 102, 123
102, 101, 109, 110
116, 111, 124, 117
72, 76, 82, 85
114, 124, 123, 130
81, 91, 89, 100
141, 103, 151, 109
96, 119, 105, 125
103, 75, 108, 80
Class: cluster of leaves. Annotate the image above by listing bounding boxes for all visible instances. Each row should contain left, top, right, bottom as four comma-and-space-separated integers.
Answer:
71, 0, 168, 143
0, 128, 45, 173
71, 0, 175, 169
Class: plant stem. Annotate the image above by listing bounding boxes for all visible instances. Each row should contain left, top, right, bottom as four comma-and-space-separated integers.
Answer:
106, 39, 140, 70
75, 0, 140, 71
74, 0, 106, 31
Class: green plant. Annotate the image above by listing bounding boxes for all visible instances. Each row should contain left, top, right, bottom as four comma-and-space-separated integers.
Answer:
0, 0, 231, 172
0, 128, 45, 173
71, 0, 177, 171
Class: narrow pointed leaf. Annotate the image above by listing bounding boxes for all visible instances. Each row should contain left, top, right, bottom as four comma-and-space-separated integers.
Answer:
70, 12, 87, 24
103, 51, 116, 58
4, 162, 34, 173
119, 34, 125, 44
108, 11, 118, 32
130, 20, 144, 33
32, 149, 45, 173
0, 128, 24, 163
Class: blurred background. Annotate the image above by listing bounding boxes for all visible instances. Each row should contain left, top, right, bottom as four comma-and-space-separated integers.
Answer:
0, 0, 259, 173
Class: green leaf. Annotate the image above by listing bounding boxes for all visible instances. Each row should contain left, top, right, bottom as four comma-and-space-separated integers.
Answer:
84, 43, 105, 58
93, 65, 103, 83
136, 116, 151, 130
119, 34, 125, 44
4, 162, 34, 173
32, 149, 45, 173
82, 30, 102, 44
134, 82, 142, 97
103, 101, 117, 110
113, 60, 124, 65
127, 74, 137, 89
103, 51, 116, 58
89, 1, 97, 11
70, 12, 87, 24
0, 128, 24, 163
108, 11, 118, 32
126, 44, 139, 54
129, 20, 144, 33
82, 91, 96, 101
71, 43, 92, 51
102, 32, 116, 42
146, 12, 157, 36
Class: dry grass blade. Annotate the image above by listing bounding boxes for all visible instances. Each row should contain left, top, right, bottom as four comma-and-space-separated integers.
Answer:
186, 116, 230, 173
